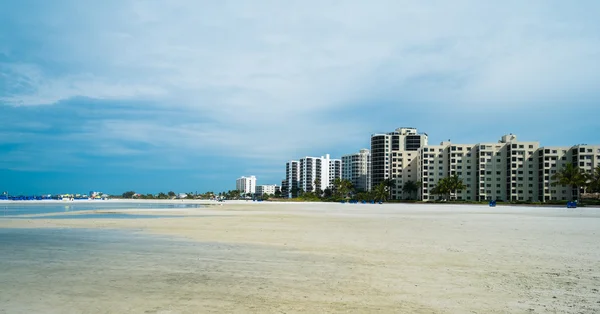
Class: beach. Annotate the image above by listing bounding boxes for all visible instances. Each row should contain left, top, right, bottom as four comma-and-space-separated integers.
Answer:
1, 201, 599, 313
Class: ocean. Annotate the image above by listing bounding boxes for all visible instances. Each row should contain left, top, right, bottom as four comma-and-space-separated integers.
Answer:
0, 202, 205, 217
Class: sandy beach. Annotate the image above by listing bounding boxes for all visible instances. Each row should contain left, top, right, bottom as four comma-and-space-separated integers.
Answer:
1, 201, 599, 313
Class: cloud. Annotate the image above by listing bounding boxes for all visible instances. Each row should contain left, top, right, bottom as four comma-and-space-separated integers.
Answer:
1, 0, 600, 181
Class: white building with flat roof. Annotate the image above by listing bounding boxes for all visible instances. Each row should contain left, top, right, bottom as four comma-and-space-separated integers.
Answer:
299, 154, 342, 194
342, 149, 371, 192
236, 176, 256, 195
256, 185, 279, 196
285, 161, 299, 198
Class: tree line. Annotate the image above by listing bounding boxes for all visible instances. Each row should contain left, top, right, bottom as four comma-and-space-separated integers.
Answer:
552, 164, 600, 201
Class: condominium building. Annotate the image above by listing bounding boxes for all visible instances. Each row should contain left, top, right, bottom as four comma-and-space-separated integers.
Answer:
236, 176, 256, 195
256, 185, 280, 196
298, 154, 341, 193
284, 154, 342, 197
418, 142, 478, 201
329, 159, 342, 185
280, 179, 289, 198
537, 144, 600, 201
417, 134, 599, 202
342, 149, 371, 191
370, 127, 428, 199
538, 146, 573, 201
285, 161, 299, 198
418, 134, 540, 201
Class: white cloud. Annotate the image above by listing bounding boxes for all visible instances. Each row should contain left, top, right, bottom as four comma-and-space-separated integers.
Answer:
1, 0, 599, 165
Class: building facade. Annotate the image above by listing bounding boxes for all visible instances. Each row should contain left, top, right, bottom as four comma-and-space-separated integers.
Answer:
256, 185, 280, 196
370, 127, 428, 199
342, 149, 371, 191
285, 161, 299, 198
298, 154, 341, 193
285, 154, 342, 197
236, 176, 256, 195
416, 134, 600, 202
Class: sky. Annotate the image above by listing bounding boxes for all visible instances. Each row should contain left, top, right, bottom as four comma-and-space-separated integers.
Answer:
1, 0, 600, 195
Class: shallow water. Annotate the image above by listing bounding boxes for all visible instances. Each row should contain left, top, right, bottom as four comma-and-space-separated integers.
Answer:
0, 202, 205, 216
5, 213, 185, 219
0, 227, 337, 313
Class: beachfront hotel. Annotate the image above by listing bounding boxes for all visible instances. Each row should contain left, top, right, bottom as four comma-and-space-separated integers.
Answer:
365, 127, 600, 202
284, 154, 342, 197
370, 127, 428, 199
236, 176, 256, 195
342, 149, 371, 192
414, 135, 600, 202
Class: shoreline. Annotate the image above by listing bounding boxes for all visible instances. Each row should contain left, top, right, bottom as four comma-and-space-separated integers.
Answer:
1, 198, 597, 209
1, 202, 599, 312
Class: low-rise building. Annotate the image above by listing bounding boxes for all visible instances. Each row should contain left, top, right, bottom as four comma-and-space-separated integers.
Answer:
256, 185, 280, 196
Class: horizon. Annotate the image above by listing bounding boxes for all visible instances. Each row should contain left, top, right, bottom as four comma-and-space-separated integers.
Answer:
2, 1, 600, 194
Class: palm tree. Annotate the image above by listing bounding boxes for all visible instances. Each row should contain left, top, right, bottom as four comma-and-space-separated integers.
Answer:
339, 179, 354, 198
586, 166, 600, 193
314, 178, 322, 197
374, 183, 388, 202
383, 178, 396, 200
402, 180, 419, 200
430, 180, 448, 201
552, 163, 587, 201
332, 177, 342, 196
447, 175, 466, 200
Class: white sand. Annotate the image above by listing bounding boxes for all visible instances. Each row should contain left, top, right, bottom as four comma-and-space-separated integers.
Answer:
1, 202, 599, 313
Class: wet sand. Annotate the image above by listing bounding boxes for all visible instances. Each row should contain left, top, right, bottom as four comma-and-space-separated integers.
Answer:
1, 202, 599, 313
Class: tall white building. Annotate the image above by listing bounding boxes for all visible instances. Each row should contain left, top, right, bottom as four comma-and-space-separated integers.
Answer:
298, 154, 341, 193
236, 176, 256, 195
329, 158, 342, 184
285, 161, 299, 198
284, 154, 342, 197
342, 149, 371, 191
371, 127, 428, 199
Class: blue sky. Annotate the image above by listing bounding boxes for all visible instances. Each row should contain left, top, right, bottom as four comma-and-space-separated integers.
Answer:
1, 0, 599, 195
